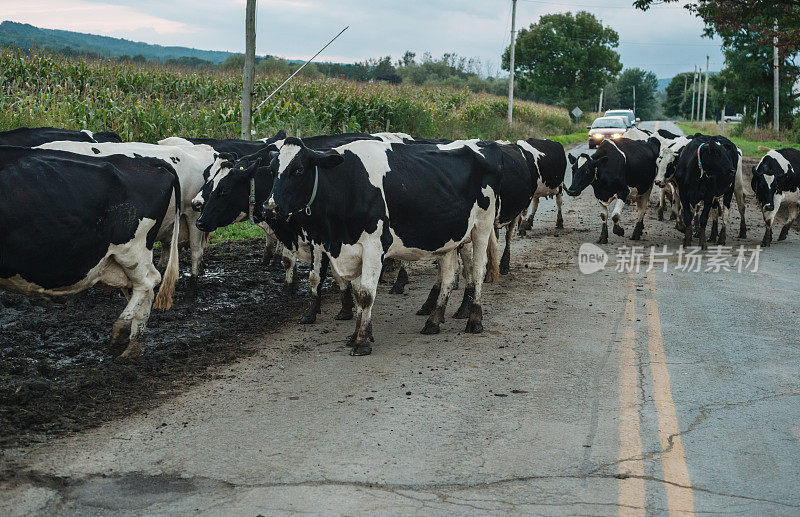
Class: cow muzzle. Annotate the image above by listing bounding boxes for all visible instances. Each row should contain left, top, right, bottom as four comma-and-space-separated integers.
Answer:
262, 199, 277, 220
654, 179, 665, 188
191, 200, 203, 212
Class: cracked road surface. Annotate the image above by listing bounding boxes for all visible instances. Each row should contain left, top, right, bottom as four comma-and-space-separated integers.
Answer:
2, 121, 800, 515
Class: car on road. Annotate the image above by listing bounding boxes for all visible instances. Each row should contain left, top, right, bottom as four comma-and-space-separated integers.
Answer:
587, 116, 627, 148
723, 113, 743, 123
604, 109, 639, 127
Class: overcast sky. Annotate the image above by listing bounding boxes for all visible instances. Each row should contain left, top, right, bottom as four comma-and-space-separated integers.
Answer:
2, 0, 724, 78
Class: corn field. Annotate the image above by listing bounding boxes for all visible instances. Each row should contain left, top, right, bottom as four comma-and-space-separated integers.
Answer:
0, 49, 578, 142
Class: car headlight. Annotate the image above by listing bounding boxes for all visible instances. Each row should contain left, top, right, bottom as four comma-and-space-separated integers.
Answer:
593, 133, 603, 139
612, 133, 622, 139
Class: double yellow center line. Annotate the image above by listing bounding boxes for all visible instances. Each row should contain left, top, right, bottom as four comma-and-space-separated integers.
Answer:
617, 270, 694, 515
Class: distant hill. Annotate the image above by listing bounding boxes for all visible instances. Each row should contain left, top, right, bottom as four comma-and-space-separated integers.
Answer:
0, 21, 233, 63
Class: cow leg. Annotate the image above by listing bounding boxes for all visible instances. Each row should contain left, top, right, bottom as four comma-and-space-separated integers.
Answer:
708, 209, 719, 243
555, 192, 564, 229
657, 186, 666, 221
349, 249, 382, 356
332, 267, 354, 320
779, 203, 799, 241
187, 216, 207, 284
735, 156, 747, 238
109, 252, 161, 358
416, 271, 441, 316
465, 206, 495, 334
630, 189, 651, 241
299, 247, 327, 324
281, 248, 298, 295
389, 261, 409, 294
698, 203, 712, 250
718, 192, 733, 246
598, 200, 609, 244
499, 217, 518, 275
611, 198, 625, 236
453, 244, 474, 319
262, 228, 279, 266
672, 184, 683, 227
421, 250, 458, 334
761, 194, 782, 247
519, 197, 538, 236
681, 203, 694, 247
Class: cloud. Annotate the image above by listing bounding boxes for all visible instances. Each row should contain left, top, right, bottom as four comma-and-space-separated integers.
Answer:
2, 0, 193, 35
1, 0, 725, 77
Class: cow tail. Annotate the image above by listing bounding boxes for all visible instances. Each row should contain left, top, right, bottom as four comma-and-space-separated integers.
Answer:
484, 227, 500, 283
154, 168, 182, 310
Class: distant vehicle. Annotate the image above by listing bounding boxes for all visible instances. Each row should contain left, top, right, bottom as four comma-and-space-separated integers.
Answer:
587, 116, 627, 148
723, 113, 743, 123
604, 109, 639, 127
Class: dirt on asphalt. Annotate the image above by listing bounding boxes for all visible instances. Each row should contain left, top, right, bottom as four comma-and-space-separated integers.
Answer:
0, 240, 316, 448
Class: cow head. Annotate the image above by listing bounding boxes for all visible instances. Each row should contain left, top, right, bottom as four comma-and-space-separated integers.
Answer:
566, 152, 605, 196
750, 153, 792, 214
262, 137, 344, 221
655, 145, 677, 187
194, 148, 273, 232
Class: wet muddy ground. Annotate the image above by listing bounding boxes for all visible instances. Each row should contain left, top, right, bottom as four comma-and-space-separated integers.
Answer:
0, 240, 318, 448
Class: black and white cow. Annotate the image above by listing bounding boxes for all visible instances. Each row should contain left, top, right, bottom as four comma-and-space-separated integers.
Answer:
0, 126, 122, 146
752, 147, 800, 246
566, 138, 660, 243
657, 133, 746, 239
192, 133, 389, 324
37, 141, 230, 282
514, 138, 568, 235
673, 136, 737, 248
263, 137, 502, 355
0, 146, 181, 357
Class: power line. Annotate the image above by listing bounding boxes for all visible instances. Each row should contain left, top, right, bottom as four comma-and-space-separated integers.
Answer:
518, 0, 684, 10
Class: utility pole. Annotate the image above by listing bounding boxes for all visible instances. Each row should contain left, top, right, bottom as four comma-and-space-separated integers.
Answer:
682, 74, 688, 109
507, 0, 517, 125
690, 66, 697, 122
241, 0, 257, 140
632, 85, 636, 114
598, 88, 604, 114
755, 96, 760, 129
696, 68, 702, 121
773, 20, 780, 130
702, 55, 709, 123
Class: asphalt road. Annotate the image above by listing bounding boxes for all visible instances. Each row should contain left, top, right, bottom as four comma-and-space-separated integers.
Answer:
3, 122, 799, 515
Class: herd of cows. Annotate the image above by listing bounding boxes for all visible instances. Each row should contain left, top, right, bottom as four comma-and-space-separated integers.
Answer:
0, 125, 798, 357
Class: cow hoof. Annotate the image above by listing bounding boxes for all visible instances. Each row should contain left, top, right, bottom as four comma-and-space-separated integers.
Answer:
597, 235, 608, 244
465, 320, 484, 334
119, 340, 143, 359
779, 227, 790, 241
738, 230, 747, 239
421, 321, 441, 335
416, 305, 434, 316
670, 213, 676, 221
389, 284, 405, 294
658, 212, 664, 221
281, 283, 297, 296
739, 222, 747, 239
109, 320, 132, 357
613, 225, 624, 237
298, 312, 317, 324
556, 217, 564, 229
335, 309, 353, 321
499, 264, 510, 275
453, 304, 470, 319
349, 344, 373, 356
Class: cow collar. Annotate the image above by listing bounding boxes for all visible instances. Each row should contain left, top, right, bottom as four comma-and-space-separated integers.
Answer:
247, 177, 256, 223
697, 143, 706, 177
286, 166, 320, 221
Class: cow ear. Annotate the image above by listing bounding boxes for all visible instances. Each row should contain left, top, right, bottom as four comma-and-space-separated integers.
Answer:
313, 149, 345, 169
568, 154, 576, 164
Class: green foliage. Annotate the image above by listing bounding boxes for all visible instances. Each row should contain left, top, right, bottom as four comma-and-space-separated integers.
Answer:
0, 48, 579, 145
614, 68, 660, 120
502, 11, 622, 110
663, 72, 695, 118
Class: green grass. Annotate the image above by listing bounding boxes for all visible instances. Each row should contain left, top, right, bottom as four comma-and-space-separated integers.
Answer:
209, 222, 266, 244
550, 130, 588, 148
677, 122, 800, 159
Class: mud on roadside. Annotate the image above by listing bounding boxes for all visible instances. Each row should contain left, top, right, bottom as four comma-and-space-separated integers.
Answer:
0, 240, 316, 448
